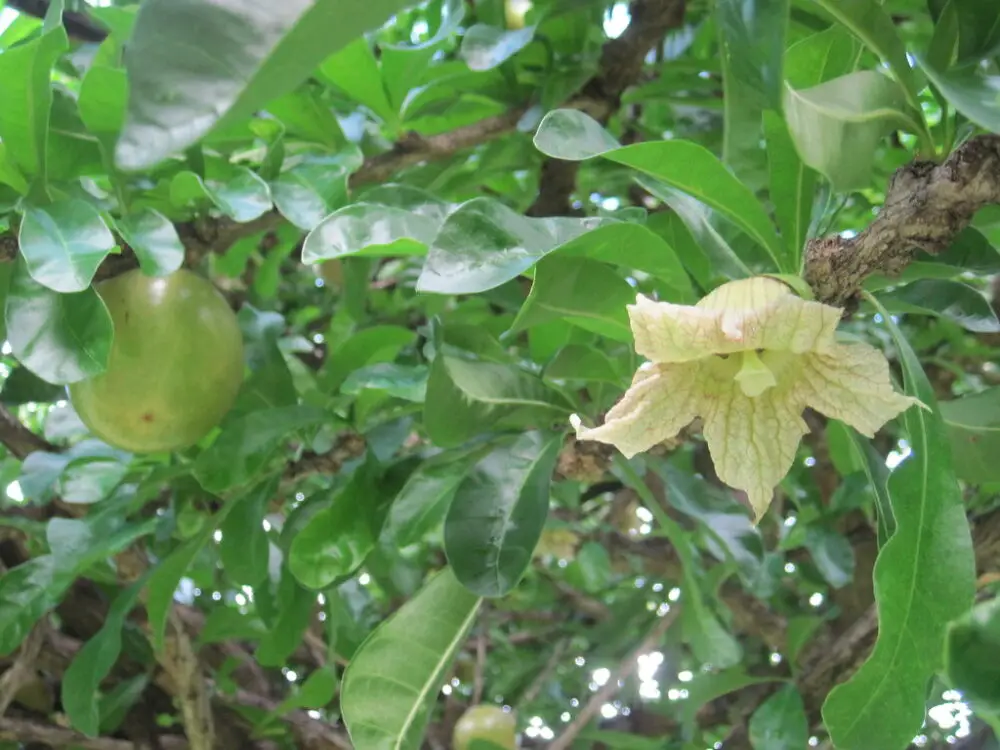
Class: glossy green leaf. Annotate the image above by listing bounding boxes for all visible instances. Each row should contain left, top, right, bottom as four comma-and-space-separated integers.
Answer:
938, 387, 1000, 484
193, 406, 333, 493
171, 167, 272, 223
271, 154, 352, 231
317, 37, 395, 124
289, 469, 376, 590
930, 227, 1000, 273
381, 446, 490, 547
116, 0, 413, 169
232, 305, 297, 418
146, 503, 235, 652
945, 597, 1000, 711
341, 363, 428, 403
62, 580, 143, 736
876, 279, 1000, 333
749, 685, 808, 750
5, 259, 113, 385
510, 256, 635, 342
445, 432, 561, 597
57, 455, 132, 505
78, 65, 128, 140
763, 111, 815, 260
783, 71, 911, 193
0, 556, 71, 656
716, 0, 787, 110
533, 110, 790, 272
0, 11, 68, 179
822, 296, 976, 750
918, 57, 1000, 134
341, 567, 481, 750
114, 209, 184, 276
804, 526, 855, 588
811, 0, 924, 109
460, 24, 535, 71
18, 201, 116, 293
303, 203, 442, 263
264, 88, 345, 149
220, 476, 277, 587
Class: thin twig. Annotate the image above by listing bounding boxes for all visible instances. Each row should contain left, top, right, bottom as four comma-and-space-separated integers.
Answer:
472, 625, 487, 706
161, 611, 215, 750
547, 606, 681, 750
0, 716, 188, 749
0, 624, 45, 715
518, 639, 568, 708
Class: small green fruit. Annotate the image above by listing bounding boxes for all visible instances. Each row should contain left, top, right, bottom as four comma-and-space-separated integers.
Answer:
69, 269, 244, 453
453, 705, 517, 750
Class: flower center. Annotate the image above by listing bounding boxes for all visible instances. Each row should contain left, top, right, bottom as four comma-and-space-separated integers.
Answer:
735, 349, 777, 397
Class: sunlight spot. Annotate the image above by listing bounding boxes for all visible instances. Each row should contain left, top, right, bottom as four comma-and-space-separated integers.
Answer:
575, 656, 586, 667
808, 739, 819, 747
600, 703, 618, 719
668, 587, 681, 601
803, 456, 816, 467
770, 652, 783, 665
784, 515, 797, 527
0, 341, 11, 355
358, 573, 371, 585
560, 712, 570, 722
213, 530, 223, 542
656, 603, 671, 616
809, 592, 825, 607
677, 670, 693, 682
441, 684, 452, 695
6, 481, 23, 503
262, 519, 272, 531
784, 562, 797, 574
604, 3, 630, 39
593, 668, 611, 687
602, 197, 621, 211
308, 710, 321, 720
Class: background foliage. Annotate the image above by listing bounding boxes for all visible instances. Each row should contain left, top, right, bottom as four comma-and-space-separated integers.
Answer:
0, 0, 998, 749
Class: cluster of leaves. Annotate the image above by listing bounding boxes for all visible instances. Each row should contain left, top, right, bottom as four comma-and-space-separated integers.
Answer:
0, 1, 997, 749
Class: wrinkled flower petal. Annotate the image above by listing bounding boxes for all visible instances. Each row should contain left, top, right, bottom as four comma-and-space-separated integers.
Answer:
573, 276, 919, 522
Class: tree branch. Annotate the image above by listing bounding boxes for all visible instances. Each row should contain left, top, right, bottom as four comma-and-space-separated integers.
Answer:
804, 135, 1000, 305
0, 716, 187, 749
0, 405, 57, 459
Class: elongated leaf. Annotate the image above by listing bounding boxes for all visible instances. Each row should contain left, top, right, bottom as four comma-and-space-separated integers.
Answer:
822, 297, 976, 750
510, 256, 634, 342
945, 598, 1000, 711
256, 567, 316, 667
763, 111, 815, 260
716, 0, 787, 110
317, 37, 396, 124
749, 685, 808, 750
876, 279, 1000, 333
62, 580, 144, 736
5, 259, 113, 385
193, 406, 333, 493
460, 24, 535, 71
783, 70, 911, 193
19, 201, 116, 293
938, 387, 1000, 484
341, 568, 481, 750
533, 110, 790, 272
0, 8, 68, 179
445, 432, 561, 597
948, 0, 1000, 64
220, 476, 277, 587
918, 58, 1000, 134
114, 209, 184, 277
116, 0, 413, 169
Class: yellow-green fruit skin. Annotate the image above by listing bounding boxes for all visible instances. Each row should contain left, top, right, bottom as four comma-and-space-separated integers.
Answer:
453, 705, 517, 750
69, 269, 244, 454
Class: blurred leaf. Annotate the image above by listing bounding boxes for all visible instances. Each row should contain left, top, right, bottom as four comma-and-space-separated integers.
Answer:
544, 344, 622, 384
171, 167, 272, 223
18, 201, 116, 294
918, 58, 1000, 134
0, 366, 64, 405
220, 476, 277, 587
783, 71, 911, 193
680, 667, 781, 735
341, 363, 428, 403
114, 209, 184, 277
268, 665, 337, 719
938, 387, 1000, 484
936, 0, 1000, 65
716, 0, 788, 110
876, 279, 1000, 333
62, 580, 143, 736
78, 65, 127, 142
533, 110, 791, 272
317, 37, 395, 124
271, 154, 352, 231
193, 406, 333, 493
945, 597, 1000, 711
0, 556, 71, 656
460, 24, 535, 71
256, 566, 316, 667
749, 685, 809, 750
822, 297, 976, 749
763, 111, 815, 259
341, 568, 481, 750
116, 0, 413, 169
5, 259, 113, 385
445, 432, 561, 597
804, 526, 855, 588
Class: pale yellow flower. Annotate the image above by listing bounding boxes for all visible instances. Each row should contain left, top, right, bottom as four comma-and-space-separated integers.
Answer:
572, 277, 919, 521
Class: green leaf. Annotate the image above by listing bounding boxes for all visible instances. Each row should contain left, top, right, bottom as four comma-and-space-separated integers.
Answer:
763, 111, 815, 260
5, 259, 113, 385
317, 37, 396, 124
0, 556, 71, 656
749, 685, 808, 750
444, 432, 561, 597
543, 344, 623, 384
810, 0, 924, 110
381, 446, 490, 547
146, 504, 235, 652
0, 366, 64, 405
193, 406, 333, 493
220, 476, 277, 587
62, 580, 143, 736
875, 279, 1000, 333
270, 154, 352, 232
510, 256, 635, 342
945, 598, 1000, 711
116, 0, 414, 169
256, 566, 316, 667
804, 526, 855, 588
268, 665, 338, 719
460, 24, 535, 71
0, 13, 68, 179
716, 0, 788, 109
918, 57, 1000, 134
822, 296, 976, 750
232, 305, 297, 417
341, 568, 481, 750
949, 0, 1000, 64
265, 88, 344, 148
303, 203, 443, 263
170, 167, 272, 223
783, 71, 911, 193
930, 227, 1000, 273
532, 110, 790, 272
114, 209, 184, 277
341, 363, 428, 403
680, 668, 782, 736
78, 65, 128, 142
938, 387, 1000, 484
18, 201, 116, 293
289, 469, 377, 590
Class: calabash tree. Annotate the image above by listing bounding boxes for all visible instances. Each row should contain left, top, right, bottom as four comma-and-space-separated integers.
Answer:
0, 1, 998, 749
